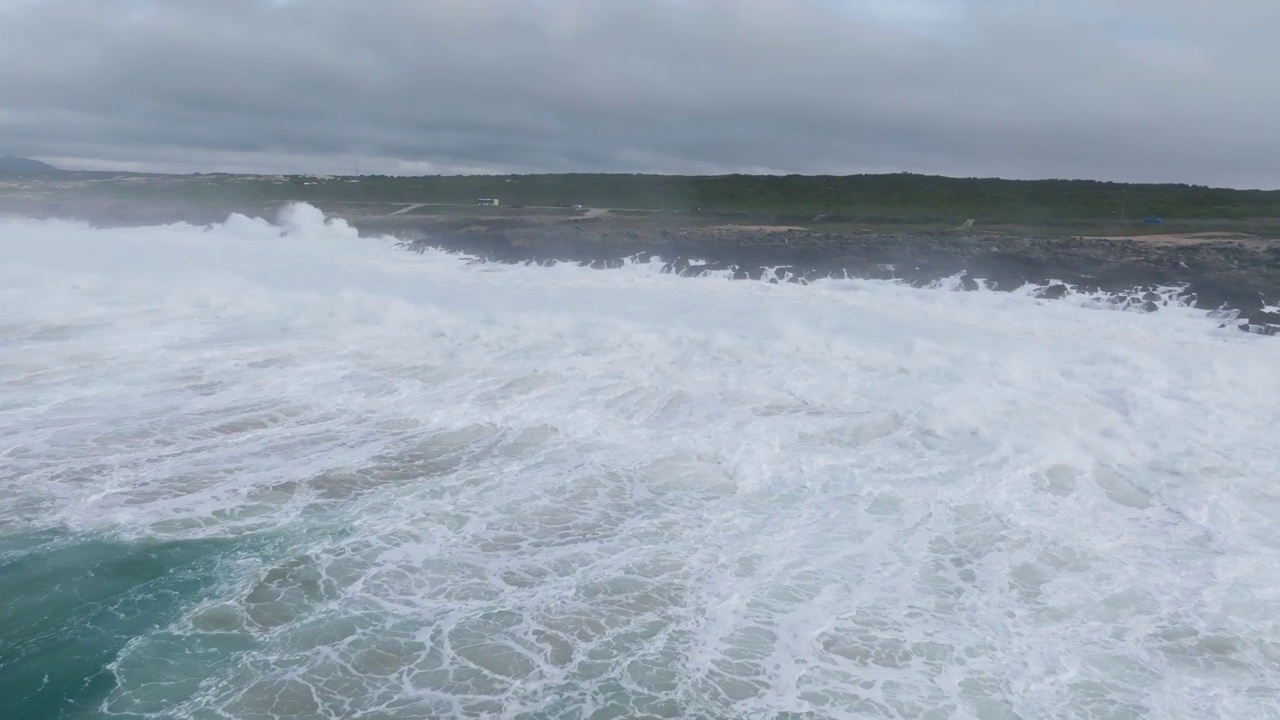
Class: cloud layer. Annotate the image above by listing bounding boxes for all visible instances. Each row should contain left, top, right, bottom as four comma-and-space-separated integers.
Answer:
2, 0, 1275, 186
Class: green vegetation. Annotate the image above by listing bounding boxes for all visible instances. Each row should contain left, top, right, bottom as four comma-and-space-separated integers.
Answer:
10, 171, 1280, 233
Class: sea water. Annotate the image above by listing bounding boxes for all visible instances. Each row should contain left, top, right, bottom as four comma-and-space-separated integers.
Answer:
1, 205, 1278, 719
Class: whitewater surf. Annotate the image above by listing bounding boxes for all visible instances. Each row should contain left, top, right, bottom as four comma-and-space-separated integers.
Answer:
2, 205, 1277, 719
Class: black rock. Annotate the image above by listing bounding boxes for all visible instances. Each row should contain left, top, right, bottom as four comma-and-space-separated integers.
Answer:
1038, 283, 1070, 300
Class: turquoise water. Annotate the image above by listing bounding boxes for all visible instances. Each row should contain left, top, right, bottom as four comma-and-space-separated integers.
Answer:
0, 535, 234, 719
3, 207, 1278, 718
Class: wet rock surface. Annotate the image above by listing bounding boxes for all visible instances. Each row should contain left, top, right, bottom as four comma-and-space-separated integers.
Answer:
357, 216, 1280, 334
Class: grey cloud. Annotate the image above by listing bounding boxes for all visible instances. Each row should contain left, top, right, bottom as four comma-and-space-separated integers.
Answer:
1, 0, 1276, 186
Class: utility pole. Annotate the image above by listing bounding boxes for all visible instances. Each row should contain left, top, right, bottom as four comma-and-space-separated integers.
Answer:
659, 186, 665, 213
1121, 189, 1128, 224
828, 186, 834, 216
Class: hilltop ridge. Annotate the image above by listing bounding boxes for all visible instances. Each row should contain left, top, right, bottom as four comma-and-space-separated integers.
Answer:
0, 157, 61, 175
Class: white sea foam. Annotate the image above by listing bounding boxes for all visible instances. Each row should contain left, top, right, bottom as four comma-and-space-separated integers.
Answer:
2, 205, 1278, 719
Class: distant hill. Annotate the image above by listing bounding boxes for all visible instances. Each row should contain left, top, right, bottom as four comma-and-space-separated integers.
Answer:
0, 157, 61, 176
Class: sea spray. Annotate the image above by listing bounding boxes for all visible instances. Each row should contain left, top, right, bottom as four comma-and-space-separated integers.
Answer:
2, 206, 1278, 719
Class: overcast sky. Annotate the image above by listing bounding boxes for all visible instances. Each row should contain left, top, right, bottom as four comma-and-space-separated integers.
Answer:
1, 0, 1276, 187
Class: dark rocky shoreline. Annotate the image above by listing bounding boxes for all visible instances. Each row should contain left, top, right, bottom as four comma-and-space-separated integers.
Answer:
354, 216, 1280, 335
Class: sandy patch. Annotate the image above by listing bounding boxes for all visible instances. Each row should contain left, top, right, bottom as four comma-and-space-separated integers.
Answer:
695, 224, 809, 233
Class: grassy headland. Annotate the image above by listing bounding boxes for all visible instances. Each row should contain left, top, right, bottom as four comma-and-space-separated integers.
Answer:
3, 170, 1280, 236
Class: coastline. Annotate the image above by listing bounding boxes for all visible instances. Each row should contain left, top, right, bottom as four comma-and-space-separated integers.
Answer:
353, 214, 1280, 334
3, 196, 1278, 333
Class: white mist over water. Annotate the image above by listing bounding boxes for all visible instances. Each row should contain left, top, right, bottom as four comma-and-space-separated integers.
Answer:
2, 205, 1279, 719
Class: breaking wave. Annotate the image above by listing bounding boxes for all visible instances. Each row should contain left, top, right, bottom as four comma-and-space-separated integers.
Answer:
2, 204, 1279, 719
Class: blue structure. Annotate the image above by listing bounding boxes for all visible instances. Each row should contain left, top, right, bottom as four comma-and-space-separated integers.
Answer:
1142, 217, 1162, 224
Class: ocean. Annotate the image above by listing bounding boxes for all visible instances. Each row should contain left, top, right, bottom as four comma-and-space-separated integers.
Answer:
2, 204, 1278, 719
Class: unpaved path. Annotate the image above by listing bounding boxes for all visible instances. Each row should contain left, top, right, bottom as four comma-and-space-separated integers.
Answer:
1087, 232, 1270, 248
